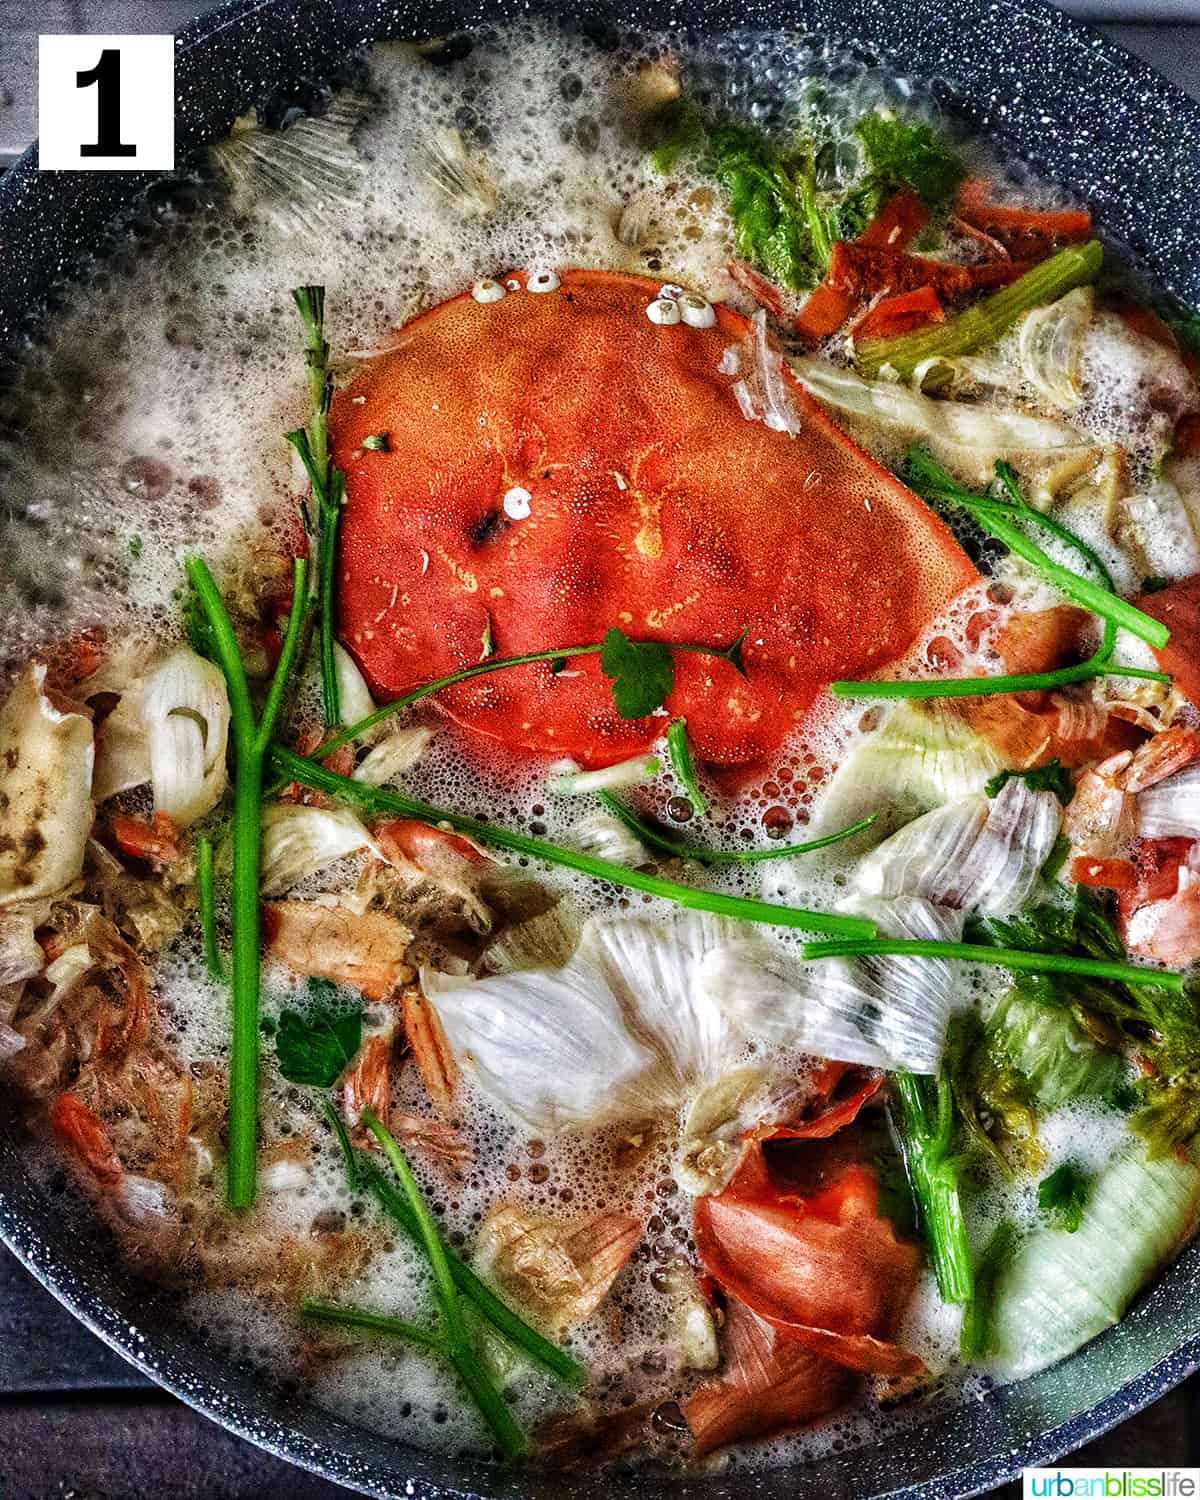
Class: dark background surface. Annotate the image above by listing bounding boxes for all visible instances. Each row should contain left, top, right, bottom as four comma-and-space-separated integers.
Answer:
1, 1, 1200, 1496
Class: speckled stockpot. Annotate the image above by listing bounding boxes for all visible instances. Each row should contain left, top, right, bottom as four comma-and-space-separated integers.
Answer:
1, 1, 1198, 1494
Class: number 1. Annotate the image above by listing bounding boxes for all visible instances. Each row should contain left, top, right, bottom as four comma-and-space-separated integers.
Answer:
77, 49, 136, 158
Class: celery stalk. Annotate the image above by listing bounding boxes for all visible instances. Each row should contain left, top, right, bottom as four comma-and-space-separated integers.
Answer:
855, 240, 1104, 379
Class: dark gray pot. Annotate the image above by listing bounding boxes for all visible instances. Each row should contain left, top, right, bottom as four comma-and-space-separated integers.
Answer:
2, 2, 1198, 1495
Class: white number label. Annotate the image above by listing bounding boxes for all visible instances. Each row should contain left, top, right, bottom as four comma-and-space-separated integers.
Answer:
38, 35, 175, 172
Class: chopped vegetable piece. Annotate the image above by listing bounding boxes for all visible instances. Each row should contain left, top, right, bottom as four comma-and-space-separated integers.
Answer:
986, 1146, 1200, 1378
831, 242, 1028, 302
274, 983, 364, 1089
708, 122, 828, 292
955, 178, 1092, 255
855, 241, 1104, 380
856, 114, 966, 209
889, 1070, 973, 1304
851, 286, 944, 341
795, 187, 930, 341
959, 1221, 1018, 1360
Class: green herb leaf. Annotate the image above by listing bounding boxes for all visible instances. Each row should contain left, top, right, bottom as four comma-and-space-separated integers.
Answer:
709, 121, 826, 291
985, 758, 1074, 805
362, 432, 390, 452
855, 112, 966, 208
1038, 1161, 1092, 1232
275, 983, 364, 1088
129, 534, 144, 560
1141, 575, 1170, 594
600, 625, 675, 719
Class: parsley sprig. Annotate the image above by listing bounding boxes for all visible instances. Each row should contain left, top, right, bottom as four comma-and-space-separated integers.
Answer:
278, 624, 748, 782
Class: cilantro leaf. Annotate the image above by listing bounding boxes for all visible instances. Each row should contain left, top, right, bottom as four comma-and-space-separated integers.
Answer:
275, 982, 363, 1088
1141, 575, 1170, 594
600, 626, 674, 719
985, 758, 1074, 805
362, 432, 390, 452
709, 122, 827, 291
1038, 1160, 1092, 1232
855, 112, 966, 208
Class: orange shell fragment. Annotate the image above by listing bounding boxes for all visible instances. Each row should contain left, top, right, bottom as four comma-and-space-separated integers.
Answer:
333, 269, 976, 766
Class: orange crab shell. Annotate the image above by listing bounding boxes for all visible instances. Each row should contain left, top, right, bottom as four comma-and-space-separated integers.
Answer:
332, 269, 977, 767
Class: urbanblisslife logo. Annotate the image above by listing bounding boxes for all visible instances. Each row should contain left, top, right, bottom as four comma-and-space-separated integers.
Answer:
1024, 1470, 1200, 1498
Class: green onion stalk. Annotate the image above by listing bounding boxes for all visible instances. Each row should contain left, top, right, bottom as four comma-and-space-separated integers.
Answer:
269, 745, 876, 940
186, 554, 309, 1210
890, 1070, 974, 1305
287, 285, 344, 728
196, 835, 224, 980
666, 718, 708, 817
832, 452, 1171, 701
855, 240, 1105, 380
354, 1154, 584, 1385
596, 789, 875, 865
361, 1109, 528, 1458
800, 935, 1186, 993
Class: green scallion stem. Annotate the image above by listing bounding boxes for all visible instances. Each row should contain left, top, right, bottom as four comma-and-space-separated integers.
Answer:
291, 285, 343, 727
185, 554, 309, 1210
196, 835, 223, 980
830, 649, 1170, 700
666, 718, 708, 817
300, 1297, 446, 1353
833, 450, 1173, 698
362, 1109, 528, 1459
269, 745, 875, 939
318, 1092, 360, 1192
801, 936, 1186, 992
855, 240, 1105, 379
356, 1157, 585, 1385
595, 790, 875, 864
890, 1070, 974, 1305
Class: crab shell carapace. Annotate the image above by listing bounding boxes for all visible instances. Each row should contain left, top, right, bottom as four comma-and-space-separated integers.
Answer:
331, 269, 977, 767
